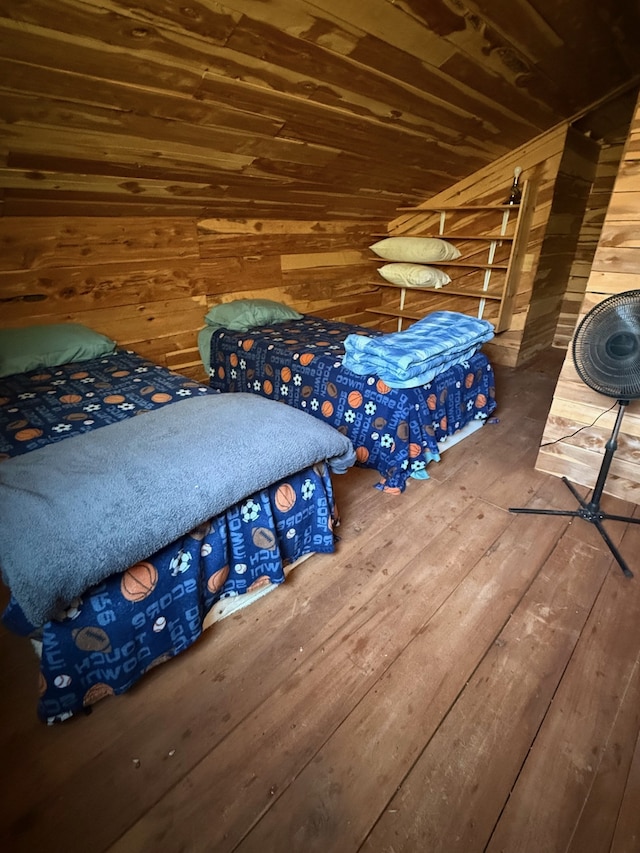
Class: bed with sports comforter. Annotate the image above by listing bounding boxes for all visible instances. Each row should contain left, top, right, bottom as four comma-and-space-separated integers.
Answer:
0, 346, 354, 723
200, 310, 497, 493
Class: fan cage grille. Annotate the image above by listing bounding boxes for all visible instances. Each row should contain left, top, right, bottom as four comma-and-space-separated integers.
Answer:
572, 291, 640, 399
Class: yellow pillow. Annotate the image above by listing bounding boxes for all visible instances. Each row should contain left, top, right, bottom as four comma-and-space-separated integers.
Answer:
370, 237, 461, 262
378, 264, 451, 288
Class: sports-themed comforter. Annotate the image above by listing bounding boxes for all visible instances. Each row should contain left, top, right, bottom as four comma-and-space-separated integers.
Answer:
0, 351, 347, 723
206, 315, 497, 493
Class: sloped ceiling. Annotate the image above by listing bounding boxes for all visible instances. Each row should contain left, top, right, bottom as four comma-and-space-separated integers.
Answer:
1, 0, 639, 220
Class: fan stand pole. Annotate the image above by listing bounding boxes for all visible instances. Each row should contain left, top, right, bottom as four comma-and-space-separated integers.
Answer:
509, 400, 640, 578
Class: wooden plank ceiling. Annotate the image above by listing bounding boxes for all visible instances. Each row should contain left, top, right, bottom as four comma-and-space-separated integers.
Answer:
0, 0, 639, 220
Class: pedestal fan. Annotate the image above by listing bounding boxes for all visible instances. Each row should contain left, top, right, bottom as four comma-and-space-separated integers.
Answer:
509, 290, 640, 578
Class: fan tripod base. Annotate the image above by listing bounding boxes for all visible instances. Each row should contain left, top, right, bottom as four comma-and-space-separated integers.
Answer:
510, 400, 639, 578
510, 477, 639, 578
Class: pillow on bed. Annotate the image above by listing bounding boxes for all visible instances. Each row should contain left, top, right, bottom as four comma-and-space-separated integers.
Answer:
370, 237, 461, 262
0, 323, 116, 377
204, 299, 303, 330
378, 263, 451, 288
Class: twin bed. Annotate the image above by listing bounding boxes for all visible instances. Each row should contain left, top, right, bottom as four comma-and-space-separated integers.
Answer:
0, 327, 354, 723
199, 303, 497, 493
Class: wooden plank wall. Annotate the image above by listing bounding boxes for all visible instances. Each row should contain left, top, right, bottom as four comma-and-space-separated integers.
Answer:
516, 128, 599, 361
386, 125, 570, 367
552, 140, 626, 348
1, 1, 639, 222
536, 92, 640, 503
0, 217, 383, 380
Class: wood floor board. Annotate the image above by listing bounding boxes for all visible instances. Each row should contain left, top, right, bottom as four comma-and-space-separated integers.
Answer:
0, 632, 42, 720
566, 673, 640, 851
229, 499, 514, 853
362, 533, 611, 853
610, 725, 640, 853
487, 521, 640, 853
232, 505, 570, 853
482, 459, 551, 510
427, 410, 551, 491
567, 517, 640, 853
492, 349, 563, 422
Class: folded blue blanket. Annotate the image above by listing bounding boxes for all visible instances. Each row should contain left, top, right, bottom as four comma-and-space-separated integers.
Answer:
343, 311, 494, 388
0, 394, 355, 627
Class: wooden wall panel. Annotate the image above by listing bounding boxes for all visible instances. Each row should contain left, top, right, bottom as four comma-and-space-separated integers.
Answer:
0, 218, 200, 270
536, 93, 640, 502
516, 129, 599, 361
0, 2, 638, 220
0, 215, 384, 380
552, 141, 626, 348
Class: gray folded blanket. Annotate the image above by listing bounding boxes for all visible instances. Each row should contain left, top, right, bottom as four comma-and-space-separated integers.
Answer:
0, 394, 355, 626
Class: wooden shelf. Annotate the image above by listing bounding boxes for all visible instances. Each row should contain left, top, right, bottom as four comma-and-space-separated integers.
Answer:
366, 307, 428, 321
367, 184, 532, 333
372, 260, 508, 270
439, 289, 502, 301
397, 204, 520, 212
371, 282, 503, 301
371, 233, 514, 241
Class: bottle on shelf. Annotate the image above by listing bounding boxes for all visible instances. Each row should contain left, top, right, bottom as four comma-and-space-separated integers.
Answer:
504, 166, 523, 206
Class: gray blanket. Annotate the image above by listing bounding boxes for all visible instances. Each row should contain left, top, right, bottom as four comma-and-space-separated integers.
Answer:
0, 393, 355, 627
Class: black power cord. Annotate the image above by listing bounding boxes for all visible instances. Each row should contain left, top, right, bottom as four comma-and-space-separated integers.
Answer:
540, 401, 619, 447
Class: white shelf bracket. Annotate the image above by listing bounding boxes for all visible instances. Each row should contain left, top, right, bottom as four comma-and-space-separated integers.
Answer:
397, 286, 407, 331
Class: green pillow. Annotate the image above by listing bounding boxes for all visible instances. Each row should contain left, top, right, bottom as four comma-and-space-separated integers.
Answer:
0, 323, 117, 377
204, 299, 303, 331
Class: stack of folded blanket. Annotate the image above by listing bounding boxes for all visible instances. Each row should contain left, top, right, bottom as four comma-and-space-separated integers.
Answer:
343, 311, 495, 388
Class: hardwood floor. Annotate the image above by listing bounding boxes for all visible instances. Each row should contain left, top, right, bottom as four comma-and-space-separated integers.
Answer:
2, 348, 640, 853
